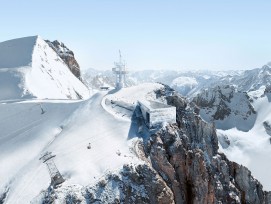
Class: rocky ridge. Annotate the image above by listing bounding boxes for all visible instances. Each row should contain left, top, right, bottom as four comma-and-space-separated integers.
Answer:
192, 85, 256, 131
38, 164, 174, 204
46, 40, 81, 79
35, 86, 271, 204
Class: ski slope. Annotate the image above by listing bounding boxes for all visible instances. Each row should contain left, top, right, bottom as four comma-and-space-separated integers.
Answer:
0, 90, 141, 203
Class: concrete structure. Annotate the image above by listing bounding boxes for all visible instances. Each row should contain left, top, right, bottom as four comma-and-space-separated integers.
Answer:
39, 152, 65, 186
112, 50, 128, 89
138, 100, 176, 129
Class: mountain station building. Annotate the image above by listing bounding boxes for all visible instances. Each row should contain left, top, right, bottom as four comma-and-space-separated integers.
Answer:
138, 100, 176, 129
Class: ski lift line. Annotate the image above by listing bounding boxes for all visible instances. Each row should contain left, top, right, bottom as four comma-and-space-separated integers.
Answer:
11, 158, 44, 203
15, 164, 44, 203
53, 130, 129, 157
54, 137, 131, 160
52, 129, 128, 155
40, 129, 63, 153
50, 126, 125, 152
56, 140, 124, 158
0, 121, 43, 149
0, 117, 44, 141
0, 103, 40, 123
55, 146, 131, 167
0, 104, 41, 125
54, 134, 130, 157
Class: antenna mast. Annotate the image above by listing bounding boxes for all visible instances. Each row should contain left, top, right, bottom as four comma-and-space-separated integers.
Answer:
112, 50, 128, 89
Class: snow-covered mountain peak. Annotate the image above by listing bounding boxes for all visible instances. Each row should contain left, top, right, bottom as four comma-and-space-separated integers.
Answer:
0, 36, 89, 100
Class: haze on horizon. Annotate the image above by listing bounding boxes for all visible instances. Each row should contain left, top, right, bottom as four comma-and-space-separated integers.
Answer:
1, 0, 271, 71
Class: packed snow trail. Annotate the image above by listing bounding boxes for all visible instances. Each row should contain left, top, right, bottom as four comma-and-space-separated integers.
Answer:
1, 91, 138, 204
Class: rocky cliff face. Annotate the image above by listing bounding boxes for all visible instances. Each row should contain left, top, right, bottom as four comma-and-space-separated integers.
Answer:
46, 40, 81, 79
141, 93, 271, 203
36, 88, 271, 204
192, 85, 256, 131
37, 164, 174, 204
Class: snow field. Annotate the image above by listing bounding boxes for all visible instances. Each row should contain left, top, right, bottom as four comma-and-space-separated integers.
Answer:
218, 95, 271, 190
0, 88, 148, 203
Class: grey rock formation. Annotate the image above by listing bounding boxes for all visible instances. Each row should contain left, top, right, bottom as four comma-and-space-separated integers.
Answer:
0, 187, 8, 204
192, 85, 256, 131
264, 85, 271, 102
36, 86, 271, 204
45, 40, 81, 79
263, 121, 271, 137
38, 164, 174, 204
140, 93, 270, 203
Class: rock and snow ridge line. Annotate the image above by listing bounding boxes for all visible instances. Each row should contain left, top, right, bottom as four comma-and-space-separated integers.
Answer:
31, 84, 271, 203
0, 36, 89, 100
45, 39, 81, 79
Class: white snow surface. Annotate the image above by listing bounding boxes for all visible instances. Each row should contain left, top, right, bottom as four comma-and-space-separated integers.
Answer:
0, 92, 140, 203
0, 83, 164, 203
0, 36, 89, 100
106, 83, 164, 105
218, 95, 271, 191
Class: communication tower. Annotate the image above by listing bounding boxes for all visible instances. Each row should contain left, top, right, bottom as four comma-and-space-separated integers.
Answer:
112, 50, 128, 89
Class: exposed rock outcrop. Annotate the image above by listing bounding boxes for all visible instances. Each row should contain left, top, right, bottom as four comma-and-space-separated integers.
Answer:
35, 86, 271, 204
46, 40, 81, 79
264, 85, 271, 102
141, 93, 271, 203
192, 85, 256, 131
38, 164, 174, 204
263, 121, 271, 137
0, 187, 9, 204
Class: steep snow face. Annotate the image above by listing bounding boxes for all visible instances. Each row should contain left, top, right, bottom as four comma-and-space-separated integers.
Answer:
0, 36, 89, 100
218, 95, 271, 190
193, 85, 256, 131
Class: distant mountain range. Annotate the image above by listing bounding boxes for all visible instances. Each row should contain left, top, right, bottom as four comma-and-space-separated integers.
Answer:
82, 64, 271, 98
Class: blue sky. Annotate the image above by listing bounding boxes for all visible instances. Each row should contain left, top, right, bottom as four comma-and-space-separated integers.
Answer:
1, 0, 271, 70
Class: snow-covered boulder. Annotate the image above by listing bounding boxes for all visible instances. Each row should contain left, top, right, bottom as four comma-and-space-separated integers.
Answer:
0, 36, 89, 100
